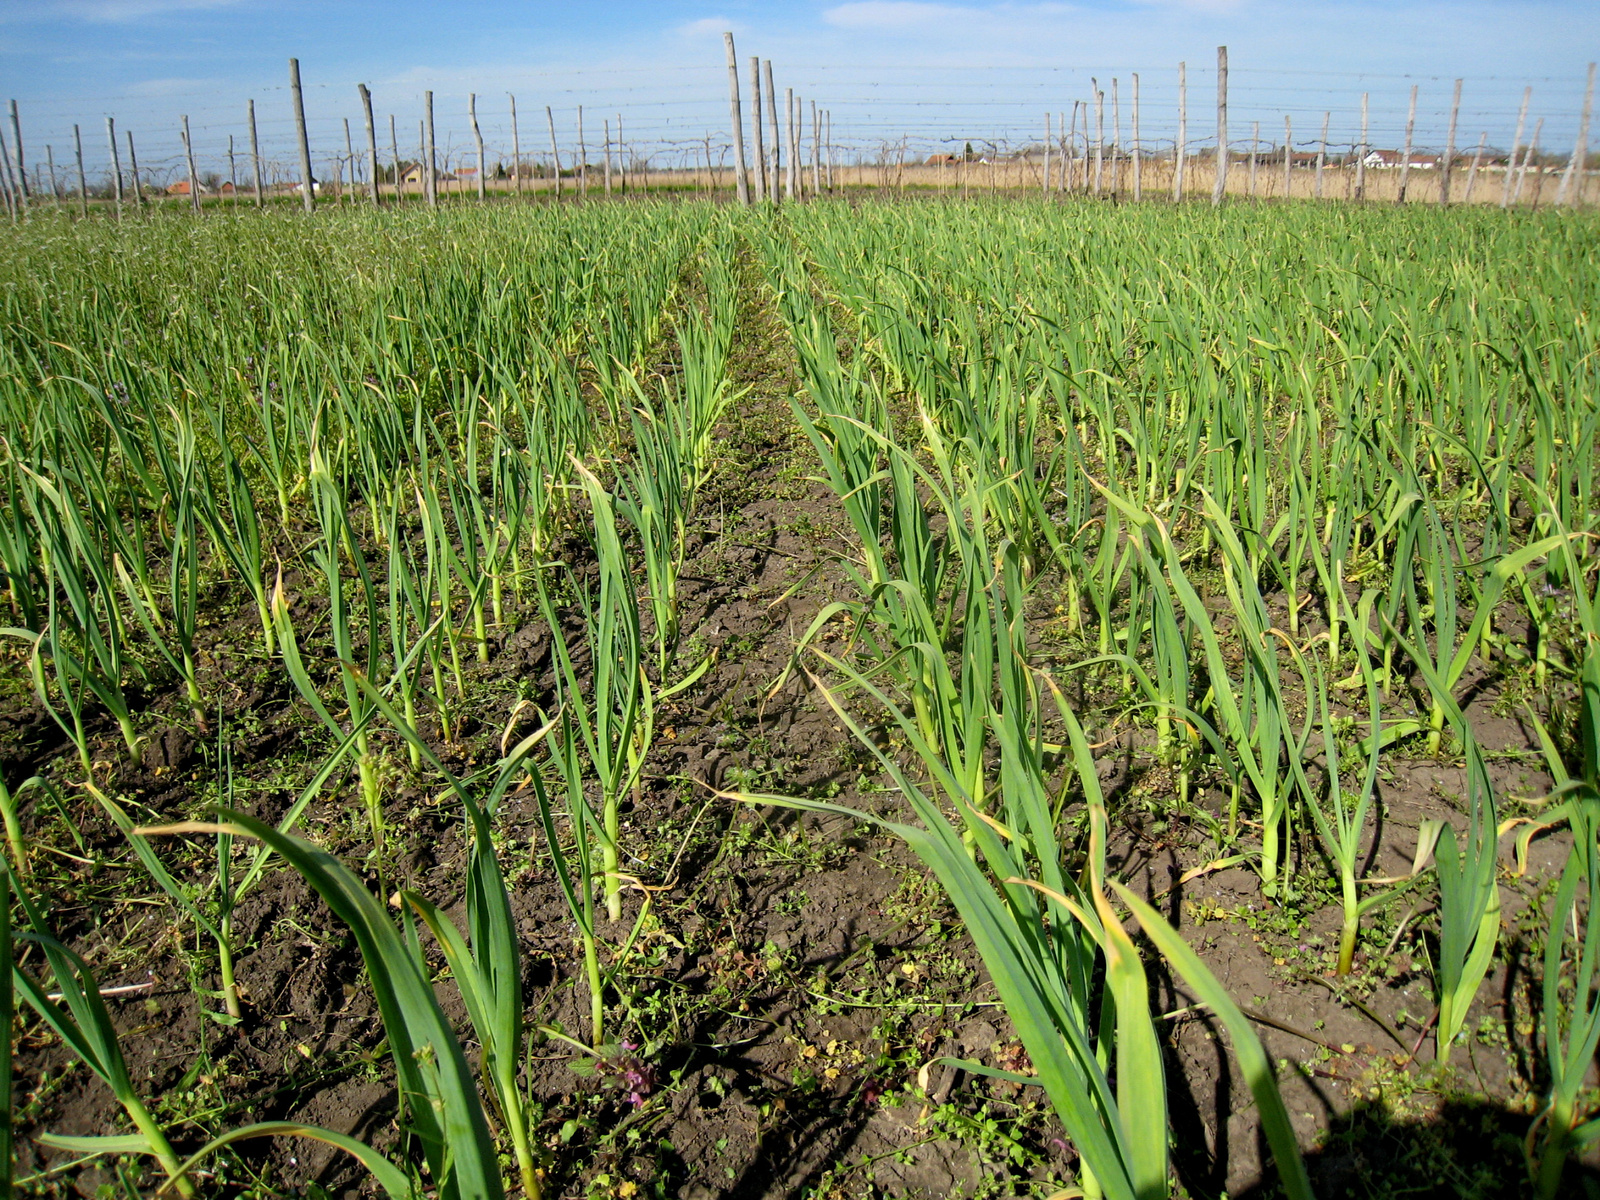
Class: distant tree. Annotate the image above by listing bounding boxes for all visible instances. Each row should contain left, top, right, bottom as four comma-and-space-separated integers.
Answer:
965, 141, 974, 161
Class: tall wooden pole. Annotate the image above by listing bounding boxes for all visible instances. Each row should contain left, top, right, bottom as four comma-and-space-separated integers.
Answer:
1066, 102, 1077, 192
249, 99, 263, 206
723, 32, 750, 205
1131, 73, 1142, 202
764, 61, 781, 203
106, 116, 123, 214
603, 117, 612, 195
577, 106, 587, 196
227, 135, 237, 204
1514, 117, 1543, 205
360, 84, 380, 205
1557, 62, 1595, 206
749, 57, 767, 200
545, 105, 562, 198
1398, 85, 1418, 204
1092, 79, 1103, 196
785, 87, 796, 200
617, 113, 625, 195
126, 130, 144, 209
289, 58, 315, 212
1174, 62, 1186, 201
1440, 77, 1462, 205
73, 124, 87, 217
811, 98, 821, 197
1464, 131, 1487, 202
1282, 114, 1292, 199
1110, 78, 1120, 198
342, 118, 356, 206
7, 100, 27, 213
826, 110, 834, 191
1355, 92, 1368, 200
509, 95, 522, 197
1212, 46, 1228, 206
424, 91, 437, 206
1043, 111, 1051, 194
45, 144, 59, 209
469, 94, 486, 201
1502, 87, 1530, 208
1249, 120, 1259, 199
388, 114, 400, 200
1315, 111, 1329, 199
182, 115, 201, 212
0, 130, 14, 222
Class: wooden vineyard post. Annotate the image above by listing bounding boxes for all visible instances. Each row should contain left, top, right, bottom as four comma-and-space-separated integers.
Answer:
1502, 87, 1530, 208
1282, 114, 1291, 199
749, 57, 767, 201
182, 115, 201, 212
1557, 62, 1595, 206
360, 85, 380, 205
617, 113, 625, 195
1067, 102, 1078, 192
343, 118, 356, 206
724, 32, 750, 205
509, 95, 522, 198
1092, 79, 1103, 196
6, 101, 26, 214
1213, 45, 1227, 206
73, 124, 87, 218
826, 110, 834, 192
1463, 131, 1487, 202
1440, 77, 1461, 205
126, 130, 144, 209
1111, 78, 1120, 197
45, 144, 59, 209
1043, 111, 1051, 194
470, 95, 486, 201
1398, 84, 1417, 204
388, 114, 400, 201
1174, 61, 1186, 201
578, 106, 587, 196
1355, 92, 1368, 200
546, 106, 561, 199
227, 135, 237, 204
290, 58, 315, 212
1315, 111, 1329, 199
106, 116, 123, 214
249, 99, 264, 206
1514, 117, 1543, 205
425, 91, 438, 206
1132, 73, 1142, 201
0, 128, 13, 221
764, 61, 780, 202
1249, 120, 1259, 199
603, 117, 611, 195
811, 99, 821, 197
785, 87, 795, 200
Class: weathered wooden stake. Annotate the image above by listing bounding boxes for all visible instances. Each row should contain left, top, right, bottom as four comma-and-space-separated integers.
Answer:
343, 118, 356, 205
73, 124, 88, 217
249, 99, 263, 206
388, 114, 400, 200
826, 110, 834, 191
1514, 117, 1543, 205
7, 100, 27, 212
1355, 92, 1368, 200
546, 106, 561, 198
289, 58, 315, 212
578, 106, 587, 196
360, 84, 380, 205
126, 130, 144, 209
1213, 46, 1228, 206
617, 113, 626, 195
1315, 111, 1329, 199
1440, 78, 1462, 205
785, 87, 796, 199
1043, 111, 1052, 193
1502, 87, 1530, 208
723, 32, 750, 204
227, 135, 237, 204
1395, 84, 1420, 204
1282, 114, 1292, 199
1557, 62, 1595, 205
748, 57, 767, 201
180, 115, 201, 212
1174, 62, 1187, 201
469, 95, 486, 201
509, 95, 522, 197
1110, 77, 1120, 197
424, 91, 438, 206
1463, 132, 1487, 202
811, 98, 821, 196
1092, 79, 1103, 196
1131, 73, 1142, 202
106, 116, 123, 214
45, 144, 59, 209
1249, 120, 1259, 199
603, 117, 612, 195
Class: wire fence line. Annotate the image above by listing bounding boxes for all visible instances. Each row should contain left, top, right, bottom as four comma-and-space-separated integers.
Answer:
1, 42, 1595, 212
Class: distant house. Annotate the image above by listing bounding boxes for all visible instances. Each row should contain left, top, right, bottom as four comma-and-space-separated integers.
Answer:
925, 154, 961, 165
165, 179, 208, 196
1362, 149, 1439, 169
399, 164, 456, 184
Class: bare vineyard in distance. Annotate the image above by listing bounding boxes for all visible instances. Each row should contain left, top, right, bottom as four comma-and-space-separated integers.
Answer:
2, 193, 1600, 1200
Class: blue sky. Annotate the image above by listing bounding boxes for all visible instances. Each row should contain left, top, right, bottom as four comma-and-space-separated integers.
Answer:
1, 2, 1595, 186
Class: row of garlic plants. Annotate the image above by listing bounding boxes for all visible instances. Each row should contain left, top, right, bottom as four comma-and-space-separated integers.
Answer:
1, 203, 746, 1199
755, 199, 1600, 1197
